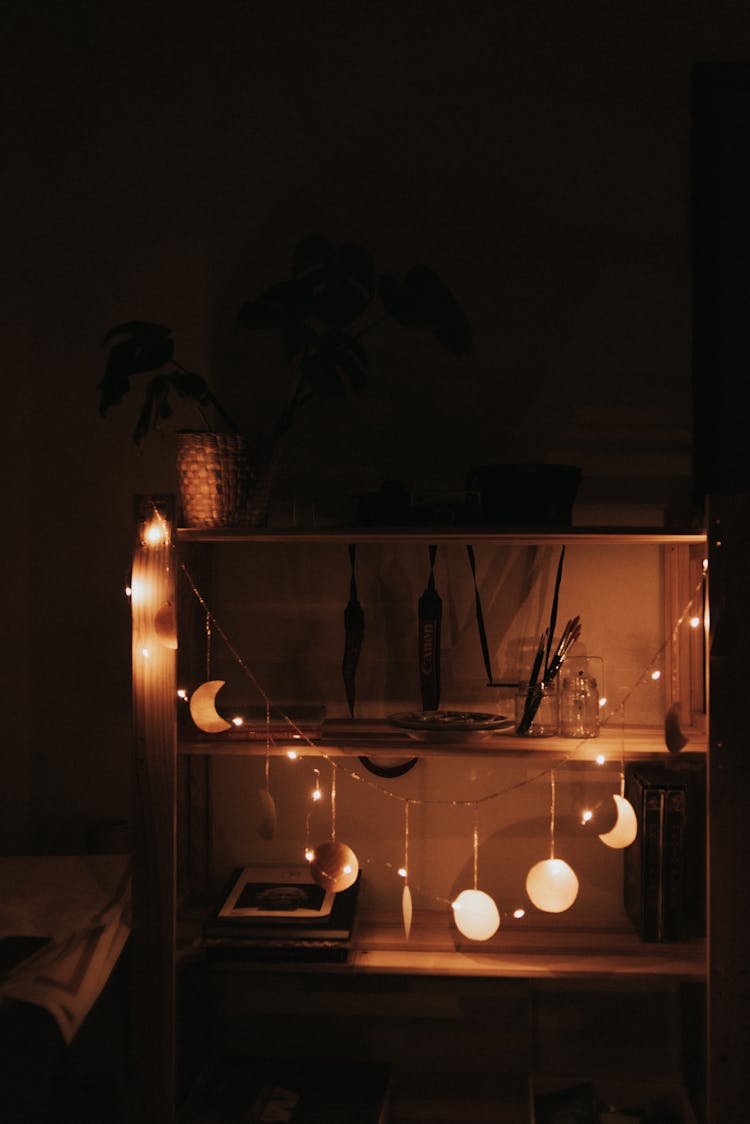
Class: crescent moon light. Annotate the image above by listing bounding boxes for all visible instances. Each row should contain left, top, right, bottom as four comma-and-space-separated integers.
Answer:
189, 680, 233, 734
598, 794, 638, 849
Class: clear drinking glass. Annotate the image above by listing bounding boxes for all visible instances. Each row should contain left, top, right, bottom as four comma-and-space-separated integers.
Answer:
514, 680, 559, 736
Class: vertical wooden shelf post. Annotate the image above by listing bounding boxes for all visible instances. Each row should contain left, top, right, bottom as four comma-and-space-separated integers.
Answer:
131, 496, 178, 1124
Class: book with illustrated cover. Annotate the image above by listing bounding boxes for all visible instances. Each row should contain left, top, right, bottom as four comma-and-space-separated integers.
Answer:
203, 864, 361, 943
624, 758, 704, 942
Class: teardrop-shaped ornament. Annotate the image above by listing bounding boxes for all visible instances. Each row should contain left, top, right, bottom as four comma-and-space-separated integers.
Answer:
256, 788, 277, 840
401, 883, 413, 939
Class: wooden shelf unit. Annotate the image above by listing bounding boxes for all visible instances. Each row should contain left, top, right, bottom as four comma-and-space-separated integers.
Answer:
132, 505, 711, 1123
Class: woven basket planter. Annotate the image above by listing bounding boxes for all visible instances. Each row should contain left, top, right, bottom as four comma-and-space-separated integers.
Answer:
176, 432, 249, 529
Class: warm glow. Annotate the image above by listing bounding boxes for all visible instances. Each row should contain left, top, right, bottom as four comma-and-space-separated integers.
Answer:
304, 849, 314, 862
689, 616, 701, 628
287, 750, 298, 760
312, 788, 322, 801
513, 908, 525, 919
581, 809, 593, 824
452, 889, 501, 941
595, 754, 606, 765
398, 867, 407, 878
651, 669, 661, 680
141, 647, 150, 659
231, 716, 243, 727
124, 585, 132, 598
526, 858, 579, 913
177, 688, 187, 699
143, 518, 169, 547
598, 696, 607, 708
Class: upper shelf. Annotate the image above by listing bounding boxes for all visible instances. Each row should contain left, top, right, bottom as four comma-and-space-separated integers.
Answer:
178, 720, 707, 762
177, 525, 708, 546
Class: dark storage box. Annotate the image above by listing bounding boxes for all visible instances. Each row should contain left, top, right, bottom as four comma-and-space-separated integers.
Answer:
465, 463, 582, 525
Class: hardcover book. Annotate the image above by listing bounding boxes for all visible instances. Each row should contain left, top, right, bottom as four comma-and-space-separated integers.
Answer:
623, 757, 705, 942
204, 864, 361, 943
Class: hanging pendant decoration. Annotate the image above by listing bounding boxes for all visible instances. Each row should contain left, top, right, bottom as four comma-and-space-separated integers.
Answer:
401, 800, 413, 939
451, 804, 500, 941
189, 679, 233, 734
525, 770, 579, 913
342, 544, 364, 718
309, 764, 359, 893
418, 545, 442, 712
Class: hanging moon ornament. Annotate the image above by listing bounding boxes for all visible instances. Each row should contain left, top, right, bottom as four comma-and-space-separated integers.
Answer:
154, 601, 178, 649
189, 680, 233, 734
597, 794, 638, 849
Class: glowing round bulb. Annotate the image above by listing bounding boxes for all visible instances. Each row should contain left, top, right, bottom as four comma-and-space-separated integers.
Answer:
177, 688, 187, 700
287, 750, 298, 760
309, 841, 359, 892
598, 696, 607, 708
125, 585, 132, 598
312, 789, 322, 801
595, 754, 606, 765
141, 647, 150, 659
689, 616, 701, 629
513, 908, 525, 919
231, 716, 243, 727
651, 670, 661, 681
304, 849, 314, 862
525, 858, 579, 913
581, 809, 593, 824
144, 520, 166, 546
452, 889, 500, 941
397, 867, 407, 878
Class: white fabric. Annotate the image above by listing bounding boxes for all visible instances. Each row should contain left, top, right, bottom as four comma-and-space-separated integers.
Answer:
0, 855, 131, 1044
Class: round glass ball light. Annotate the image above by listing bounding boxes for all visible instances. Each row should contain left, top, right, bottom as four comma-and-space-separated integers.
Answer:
451, 888, 501, 941
309, 841, 359, 893
525, 858, 579, 913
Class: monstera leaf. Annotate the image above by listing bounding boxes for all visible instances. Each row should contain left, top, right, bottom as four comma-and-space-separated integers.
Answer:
379, 266, 473, 355
98, 320, 237, 445
98, 322, 174, 415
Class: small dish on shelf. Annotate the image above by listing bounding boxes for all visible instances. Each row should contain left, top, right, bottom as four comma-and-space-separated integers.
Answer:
387, 710, 514, 742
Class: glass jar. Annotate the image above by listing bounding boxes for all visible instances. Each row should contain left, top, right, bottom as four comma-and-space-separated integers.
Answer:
560, 668, 600, 738
514, 680, 559, 737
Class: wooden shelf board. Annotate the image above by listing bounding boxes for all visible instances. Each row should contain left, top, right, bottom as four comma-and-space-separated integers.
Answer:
177, 526, 706, 545
178, 721, 706, 760
181, 910, 706, 982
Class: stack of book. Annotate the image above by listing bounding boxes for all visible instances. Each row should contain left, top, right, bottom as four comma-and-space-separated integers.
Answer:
623, 756, 706, 942
202, 863, 361, 963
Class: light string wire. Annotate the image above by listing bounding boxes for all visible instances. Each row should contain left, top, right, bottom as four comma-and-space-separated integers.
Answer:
178, 560, 706, 811
549, 770, 556, 859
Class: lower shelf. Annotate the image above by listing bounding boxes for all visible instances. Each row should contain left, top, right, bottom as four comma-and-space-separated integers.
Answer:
179, 909, 706, 981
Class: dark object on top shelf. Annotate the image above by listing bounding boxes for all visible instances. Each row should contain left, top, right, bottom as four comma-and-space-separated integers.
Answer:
465, 463, 582, 525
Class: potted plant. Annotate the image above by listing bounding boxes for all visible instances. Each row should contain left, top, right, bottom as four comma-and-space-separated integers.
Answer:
98, 321, 248, 528
236, 234, 472, 521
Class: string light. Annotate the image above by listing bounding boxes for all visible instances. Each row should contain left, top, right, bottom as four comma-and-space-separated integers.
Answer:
175, 559, 705, 923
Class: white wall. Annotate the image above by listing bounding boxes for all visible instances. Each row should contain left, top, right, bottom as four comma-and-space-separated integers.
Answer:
3, 1, 746, 851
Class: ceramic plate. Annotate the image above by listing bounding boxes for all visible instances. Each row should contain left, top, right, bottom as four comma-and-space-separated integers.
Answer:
387, 710, 514, 741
